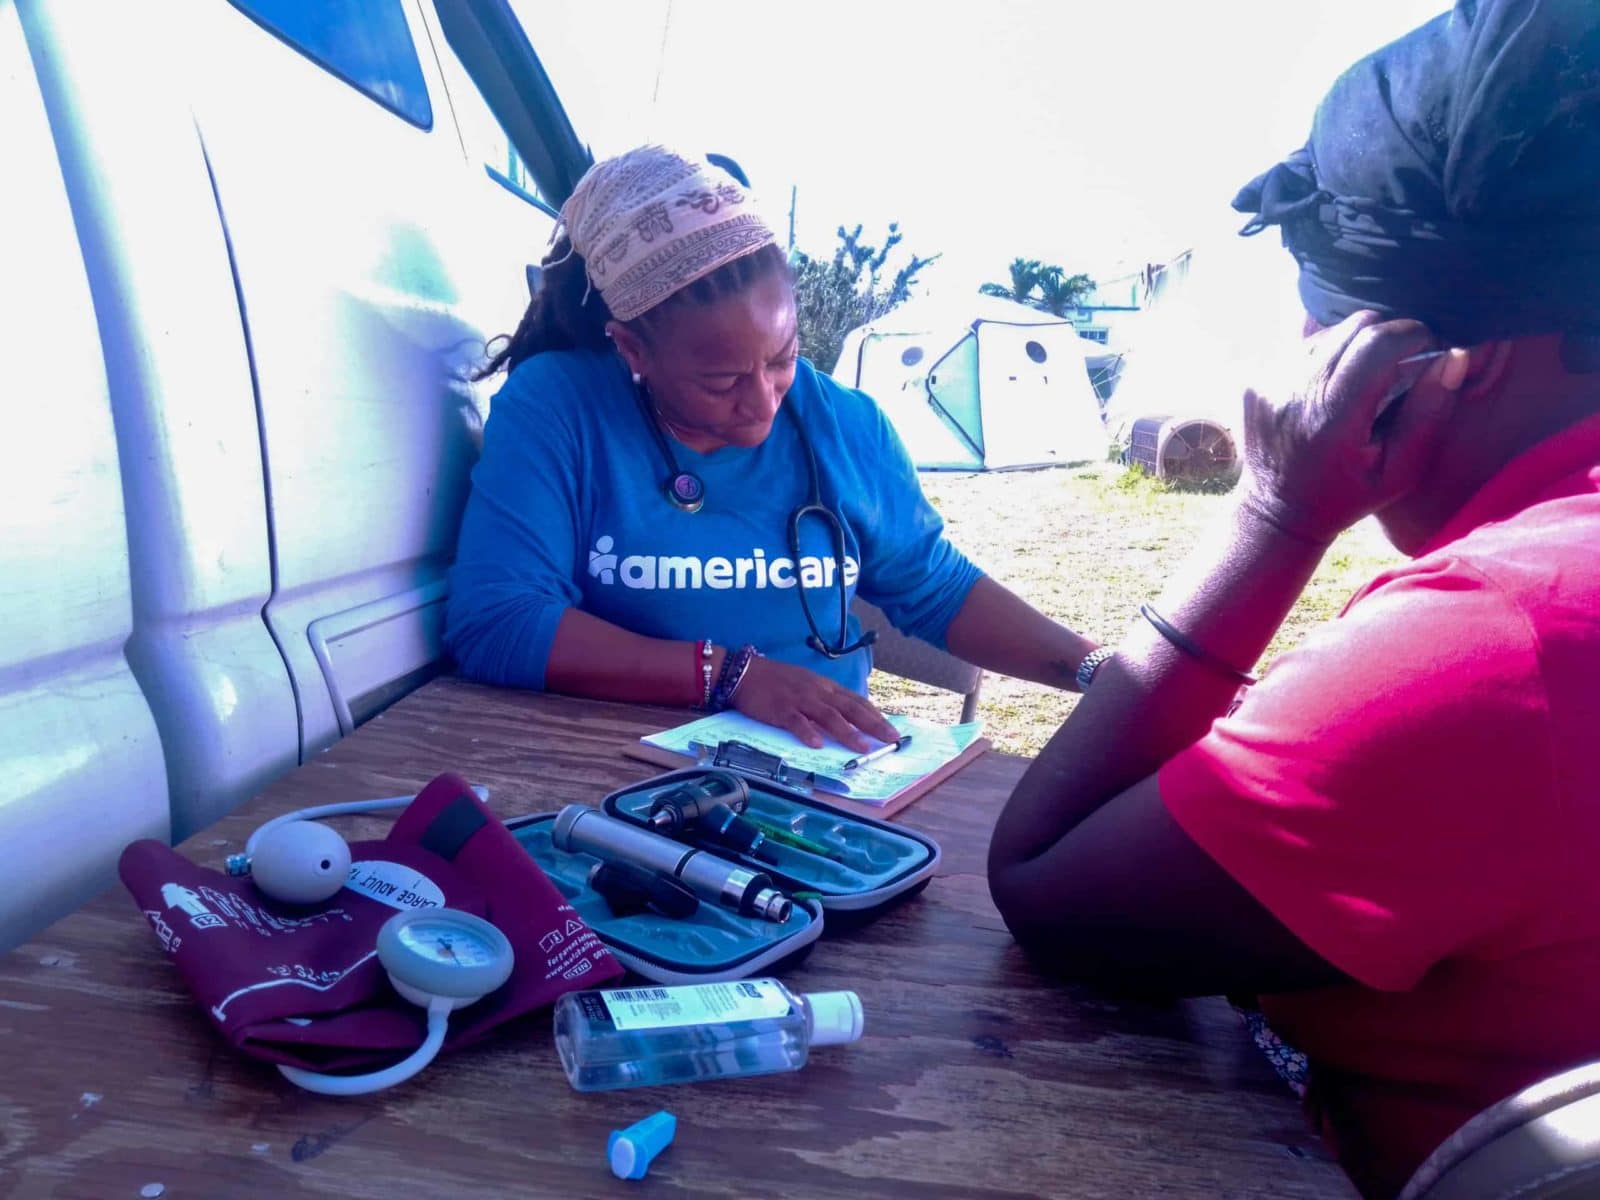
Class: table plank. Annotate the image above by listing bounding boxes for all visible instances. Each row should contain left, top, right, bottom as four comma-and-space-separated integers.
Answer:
0, 677, 1355, 1199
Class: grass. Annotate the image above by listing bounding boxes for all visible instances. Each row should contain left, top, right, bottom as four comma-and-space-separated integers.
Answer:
867, 463, 1404, 756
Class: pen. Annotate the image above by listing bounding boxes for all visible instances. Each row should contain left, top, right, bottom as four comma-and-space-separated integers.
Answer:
1378, 349, 1456, 424
841, 734, 912, 772
1397, 349, 1449, 366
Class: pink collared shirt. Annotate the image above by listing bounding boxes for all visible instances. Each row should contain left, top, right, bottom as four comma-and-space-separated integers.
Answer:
1161, 414, 1600, 1197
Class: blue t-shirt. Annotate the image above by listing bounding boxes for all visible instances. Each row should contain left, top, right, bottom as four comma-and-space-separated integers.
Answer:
445, 350, 982, 694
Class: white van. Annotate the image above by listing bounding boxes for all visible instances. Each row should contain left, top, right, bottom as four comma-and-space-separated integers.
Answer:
0, 0, 590, 948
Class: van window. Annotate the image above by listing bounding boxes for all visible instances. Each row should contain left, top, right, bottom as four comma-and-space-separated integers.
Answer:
426, 13, 555, 213
229, 0, 432, 129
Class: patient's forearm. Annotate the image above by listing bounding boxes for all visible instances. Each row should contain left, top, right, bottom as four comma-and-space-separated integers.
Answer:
989, 501, 1328, 870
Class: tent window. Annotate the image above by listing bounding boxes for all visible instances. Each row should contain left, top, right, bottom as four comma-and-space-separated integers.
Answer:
1024, 340, 1049, 364
900, 346, 925, 367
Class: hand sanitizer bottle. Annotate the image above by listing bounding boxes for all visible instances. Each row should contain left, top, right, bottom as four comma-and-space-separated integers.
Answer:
553, 977, 864, 1092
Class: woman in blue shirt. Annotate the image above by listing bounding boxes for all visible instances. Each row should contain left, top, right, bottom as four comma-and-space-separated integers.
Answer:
446, 145, 1096, 749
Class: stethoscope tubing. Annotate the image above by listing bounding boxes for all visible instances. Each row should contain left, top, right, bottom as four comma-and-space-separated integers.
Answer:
634, 378, 873, 660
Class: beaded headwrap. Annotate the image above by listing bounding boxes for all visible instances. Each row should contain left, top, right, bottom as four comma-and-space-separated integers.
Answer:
552, 146, 778, 322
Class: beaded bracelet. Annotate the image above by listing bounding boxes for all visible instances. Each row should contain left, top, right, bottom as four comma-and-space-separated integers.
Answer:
710, 644, 760, 711
696, 639, 716, 709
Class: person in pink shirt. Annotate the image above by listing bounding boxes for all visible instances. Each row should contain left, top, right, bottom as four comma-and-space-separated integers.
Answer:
986, 3, 1600, 1196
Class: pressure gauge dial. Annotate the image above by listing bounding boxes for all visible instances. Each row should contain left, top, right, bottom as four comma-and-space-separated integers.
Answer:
376, 909, 514, 1009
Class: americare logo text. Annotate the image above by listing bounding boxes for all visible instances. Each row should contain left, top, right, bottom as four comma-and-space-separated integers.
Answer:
588, 536, 859, 591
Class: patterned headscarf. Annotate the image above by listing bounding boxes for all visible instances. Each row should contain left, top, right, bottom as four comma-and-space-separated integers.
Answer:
1233, 0, 1600, 345
555, 146, 778, 322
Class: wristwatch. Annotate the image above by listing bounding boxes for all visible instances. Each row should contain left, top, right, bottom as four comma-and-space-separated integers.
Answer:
1074, 646, 1115, 691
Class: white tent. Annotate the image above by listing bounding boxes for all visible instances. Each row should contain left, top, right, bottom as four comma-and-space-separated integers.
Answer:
833, 296, 1111, 471
1101, 226, 1304, 450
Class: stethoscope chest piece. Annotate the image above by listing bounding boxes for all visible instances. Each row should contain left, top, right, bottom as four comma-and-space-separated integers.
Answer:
633, 369, 871, 660
667, 470, 706, 513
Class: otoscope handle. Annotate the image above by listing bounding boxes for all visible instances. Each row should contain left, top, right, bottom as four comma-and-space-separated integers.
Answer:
555, 805, 693, 877
553, 806, 791, 923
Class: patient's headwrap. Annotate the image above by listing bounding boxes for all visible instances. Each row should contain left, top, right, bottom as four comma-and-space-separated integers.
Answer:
1234, 0, 1600, 345
554, 146, 778, 322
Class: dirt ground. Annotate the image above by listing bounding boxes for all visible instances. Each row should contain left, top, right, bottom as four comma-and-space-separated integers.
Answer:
868, 463, 1405, 756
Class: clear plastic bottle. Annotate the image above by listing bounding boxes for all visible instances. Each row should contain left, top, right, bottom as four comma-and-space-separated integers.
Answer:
553, 977, 864, 1092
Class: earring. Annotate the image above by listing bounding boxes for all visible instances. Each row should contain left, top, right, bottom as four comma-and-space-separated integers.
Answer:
632, 372, 642, 385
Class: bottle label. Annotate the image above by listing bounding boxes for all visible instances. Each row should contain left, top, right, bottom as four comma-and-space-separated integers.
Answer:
601, 980, 792, 1031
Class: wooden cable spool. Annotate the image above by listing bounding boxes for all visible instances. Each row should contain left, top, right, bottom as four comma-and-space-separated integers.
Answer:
1127, 416, 1238, 484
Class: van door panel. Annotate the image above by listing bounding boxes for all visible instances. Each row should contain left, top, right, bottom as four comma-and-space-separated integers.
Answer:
189, 0, 532, 757
0, 3, 170, 946
22, 0, 301, 845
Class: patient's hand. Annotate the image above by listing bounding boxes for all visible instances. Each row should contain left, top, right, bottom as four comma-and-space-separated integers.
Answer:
1240, 311, 1467, 544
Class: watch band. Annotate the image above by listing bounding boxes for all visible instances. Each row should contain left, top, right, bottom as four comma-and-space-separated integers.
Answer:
1074, 646, 1115, 690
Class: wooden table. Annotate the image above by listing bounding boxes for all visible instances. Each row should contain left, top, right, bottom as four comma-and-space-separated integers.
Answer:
0, 677, 1356, 1199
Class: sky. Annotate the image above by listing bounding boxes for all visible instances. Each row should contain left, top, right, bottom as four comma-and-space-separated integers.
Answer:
517, 0, 1452, 302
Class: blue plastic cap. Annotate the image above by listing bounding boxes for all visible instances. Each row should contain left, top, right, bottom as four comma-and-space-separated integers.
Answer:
607, 1110, 676, 1180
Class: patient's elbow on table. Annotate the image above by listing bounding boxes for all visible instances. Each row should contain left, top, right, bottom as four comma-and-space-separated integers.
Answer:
988, 865, 1193, 999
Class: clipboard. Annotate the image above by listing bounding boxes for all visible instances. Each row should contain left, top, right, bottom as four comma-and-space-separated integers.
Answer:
622, 733, 991, 821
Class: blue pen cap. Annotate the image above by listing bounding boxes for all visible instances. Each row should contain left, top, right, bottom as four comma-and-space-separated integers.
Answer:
608, 1110, 677, 1180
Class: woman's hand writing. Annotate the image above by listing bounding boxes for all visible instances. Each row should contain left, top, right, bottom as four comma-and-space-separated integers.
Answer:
1241, 311, 1468, 545
730, 657, 900, 751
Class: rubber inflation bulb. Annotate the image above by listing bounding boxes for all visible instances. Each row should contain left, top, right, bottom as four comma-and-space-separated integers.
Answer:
249, 821, 352, 905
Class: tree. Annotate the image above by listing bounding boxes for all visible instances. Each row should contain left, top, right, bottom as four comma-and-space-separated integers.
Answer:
791, 223, 938, 373
1035, 265, 1095, 317
981, 257, 1095, 317
979, 257, 1044, 305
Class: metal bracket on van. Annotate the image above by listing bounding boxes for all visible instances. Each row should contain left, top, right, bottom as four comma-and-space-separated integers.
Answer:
688, 740, 816, 794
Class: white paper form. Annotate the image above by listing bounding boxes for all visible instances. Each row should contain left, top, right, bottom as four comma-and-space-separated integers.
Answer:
641, 711, 984, 805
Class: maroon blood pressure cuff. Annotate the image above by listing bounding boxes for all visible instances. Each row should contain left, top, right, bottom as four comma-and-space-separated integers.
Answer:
120, 772, 621, 1072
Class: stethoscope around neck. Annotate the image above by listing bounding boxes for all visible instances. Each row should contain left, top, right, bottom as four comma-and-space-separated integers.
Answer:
633, 378, 877, 661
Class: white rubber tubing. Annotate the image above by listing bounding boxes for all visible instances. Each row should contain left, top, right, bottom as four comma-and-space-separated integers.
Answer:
277, 1002, 451, 1096
245, 786, 490, 857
